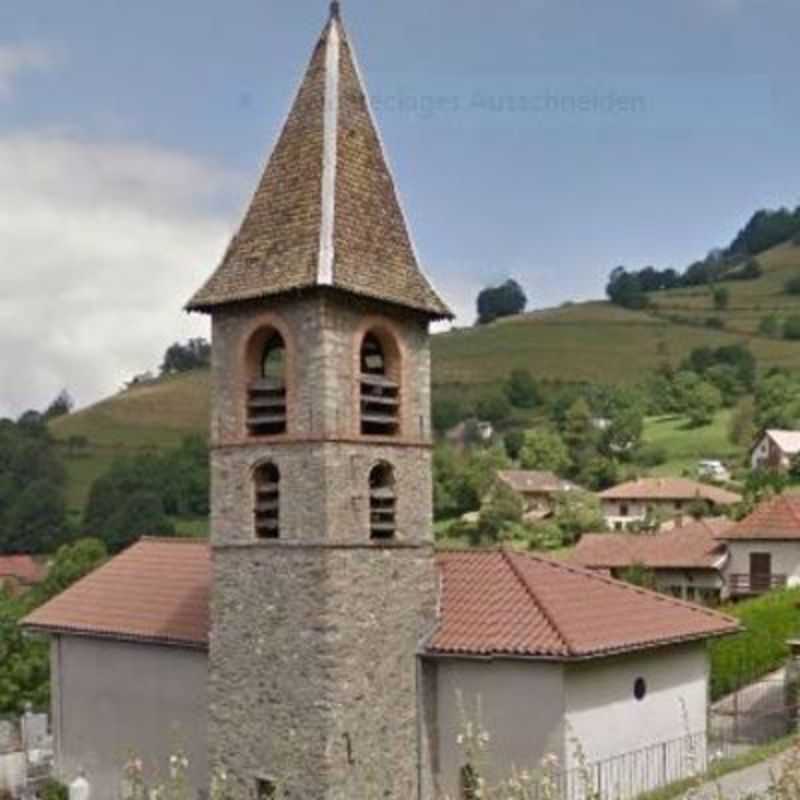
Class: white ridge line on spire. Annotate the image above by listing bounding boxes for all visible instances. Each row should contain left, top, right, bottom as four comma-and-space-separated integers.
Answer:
317, 20, 340, 286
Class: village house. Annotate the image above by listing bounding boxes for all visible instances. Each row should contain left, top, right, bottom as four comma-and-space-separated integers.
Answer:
751, 430, 800, 472
20, 5, 741, 799
496, 469, 580, 520
571, 518, 733, 604
715, 494, 800, 598
599, 478, 741, 531
0, 556, 46, 596
444, 419, 495, 449
24, 539, 738, 799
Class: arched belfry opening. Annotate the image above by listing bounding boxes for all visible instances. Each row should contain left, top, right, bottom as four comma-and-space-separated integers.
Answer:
254, 462, 280, 539
360, 330, 400, 436
246, 329, 287, 436
369, 462, 397, 539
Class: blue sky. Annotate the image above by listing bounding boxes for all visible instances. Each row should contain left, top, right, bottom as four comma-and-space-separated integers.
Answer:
1, 0, 798, 415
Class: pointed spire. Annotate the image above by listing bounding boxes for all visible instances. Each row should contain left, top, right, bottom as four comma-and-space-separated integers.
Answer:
330, 1, 341, 20
188, 10, 451, 319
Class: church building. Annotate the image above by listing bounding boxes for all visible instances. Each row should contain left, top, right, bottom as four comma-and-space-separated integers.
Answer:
25, 6, 738, 800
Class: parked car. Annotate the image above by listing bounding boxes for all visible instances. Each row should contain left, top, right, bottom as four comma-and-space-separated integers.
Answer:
698, 460, 731, 482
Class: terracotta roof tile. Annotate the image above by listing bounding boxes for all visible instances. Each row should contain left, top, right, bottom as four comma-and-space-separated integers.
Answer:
187, 15, 451, 319
599, 478, 741, 506
23, 541, 738, 659
720, 494, 800, 541
571, 519, 732, 571
0, 556, 46, 585
428, 550, 738, 659
23, 539, 209, 648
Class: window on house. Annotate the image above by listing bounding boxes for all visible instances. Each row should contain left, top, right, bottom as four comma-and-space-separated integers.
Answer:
620, 503, 629, 517
369, 462, 396, 539
360, 332, 399, 436
634, 678, 647, 702
248, 331, 287, 437
254, 463, 280, 539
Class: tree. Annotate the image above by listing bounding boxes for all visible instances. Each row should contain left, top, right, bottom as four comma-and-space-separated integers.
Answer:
3, 480, 69, 554
606, 268, 648, 310
32, 538, 107, 605
43, 389, 74, 420
784, 315, 800, 341
756, 373, 800, 429
505, 369, 539, 409
602, 399, 644, 457
729, 397, 757, 448
759, 314, 781, 338
519, 429, 570, 473
619, 563, 657, 590
160, 338, 211, 374
477, 480, 524, 542
785, 277, 800, 296
712, 286, 730, 311
686, 381, 722, 428
476, 280, 527, 325
476, 390, 512, 426
550, 490, 605, 544
104, 491, 175, 554
432, 397, 467, 434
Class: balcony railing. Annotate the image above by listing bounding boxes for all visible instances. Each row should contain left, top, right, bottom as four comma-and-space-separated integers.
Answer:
728, 573, 787, 596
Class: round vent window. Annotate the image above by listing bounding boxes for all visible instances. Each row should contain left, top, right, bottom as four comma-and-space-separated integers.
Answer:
634, 677, 647, 701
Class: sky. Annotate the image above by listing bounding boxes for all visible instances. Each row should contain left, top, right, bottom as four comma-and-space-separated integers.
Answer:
1, 0, 798, 417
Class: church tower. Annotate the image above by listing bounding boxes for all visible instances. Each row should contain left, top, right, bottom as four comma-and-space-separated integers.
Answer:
188, 5, 451, 799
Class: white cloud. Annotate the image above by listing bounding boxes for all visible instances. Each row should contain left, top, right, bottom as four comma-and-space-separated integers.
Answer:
0, 43, 56, 99
0, 133, 242, 418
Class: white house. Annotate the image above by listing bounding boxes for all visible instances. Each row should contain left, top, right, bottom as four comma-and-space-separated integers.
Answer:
715, 494, 800, 598
25, 540, 737, 800
571, 518, 733, 604
751, 430, 800, 472
599, 478, 741, 531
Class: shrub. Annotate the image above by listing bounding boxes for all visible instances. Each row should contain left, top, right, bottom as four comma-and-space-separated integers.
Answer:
39, 779, 68, 800
785, 276, 800, 296
710, 588, 800, 699
784, 315, 800, 341
705, 316, 725, 329
759, 314, 781, 338
634, 444, 668, 467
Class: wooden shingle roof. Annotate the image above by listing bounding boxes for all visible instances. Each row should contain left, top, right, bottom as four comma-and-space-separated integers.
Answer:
187, 8, 451, 319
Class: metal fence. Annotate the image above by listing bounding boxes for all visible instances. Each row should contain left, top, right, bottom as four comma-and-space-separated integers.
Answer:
711, 677, 795, 746
555, 733, 709, 800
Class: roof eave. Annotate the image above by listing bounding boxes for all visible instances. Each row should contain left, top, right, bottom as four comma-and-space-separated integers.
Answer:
22, 622, 209, 652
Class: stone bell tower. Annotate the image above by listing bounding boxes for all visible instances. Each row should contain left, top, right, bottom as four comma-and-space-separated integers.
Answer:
187, 4, 452, 799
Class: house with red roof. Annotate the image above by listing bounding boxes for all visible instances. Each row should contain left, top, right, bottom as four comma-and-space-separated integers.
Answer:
571, 518, 733, 604
0, 555, 46, 595
599, 478, 742, 531
715, 494, 800, 597
24, 539, 737, 799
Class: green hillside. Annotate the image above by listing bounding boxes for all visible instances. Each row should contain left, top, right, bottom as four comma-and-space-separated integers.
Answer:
50, 239, 800, 515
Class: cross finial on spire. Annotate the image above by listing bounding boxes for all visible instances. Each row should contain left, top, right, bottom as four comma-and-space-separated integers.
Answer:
330, 1, 341, 19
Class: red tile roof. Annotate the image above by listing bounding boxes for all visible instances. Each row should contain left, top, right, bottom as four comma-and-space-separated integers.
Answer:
23, 540, 738, 659
0, 556, 46, 585
720, 494, 800, 541
428, 550, 738, 659
23, 539, 210, 648
599, 478, 741, 506
571, 519, 732, 571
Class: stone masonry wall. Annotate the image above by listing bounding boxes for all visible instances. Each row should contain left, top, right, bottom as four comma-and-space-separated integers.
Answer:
209, 289, 436, 799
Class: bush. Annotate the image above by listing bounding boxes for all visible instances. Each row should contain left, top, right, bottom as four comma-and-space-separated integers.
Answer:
712, 286, 730, 311
39, 779, 68, 800
759, 314, 781, 338
784, 315, 800, 341
785, 276, 800, 296
710, 589, 800, 699
705, 316, 725, 329
505, 369, 539, 409
633, 444, 668, 468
